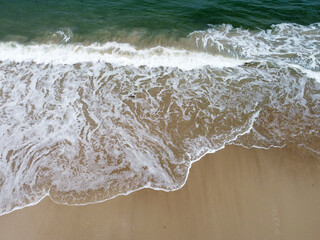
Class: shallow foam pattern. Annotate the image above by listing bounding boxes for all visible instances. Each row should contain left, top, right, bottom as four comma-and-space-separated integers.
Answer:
0, 23, 319, 215
191, 23, 320, 71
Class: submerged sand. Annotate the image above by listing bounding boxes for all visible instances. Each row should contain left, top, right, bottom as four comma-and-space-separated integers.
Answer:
0, 146, 320, 240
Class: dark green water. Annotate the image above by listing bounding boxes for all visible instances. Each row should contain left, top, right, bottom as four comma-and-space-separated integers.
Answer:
1, 0, 320, 42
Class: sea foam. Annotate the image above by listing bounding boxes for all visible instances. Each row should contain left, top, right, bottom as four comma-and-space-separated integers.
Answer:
0, 42, 243, 70
0, 23, 319, 216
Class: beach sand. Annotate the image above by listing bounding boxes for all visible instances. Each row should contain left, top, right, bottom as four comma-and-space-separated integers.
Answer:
0, 145, 320, 240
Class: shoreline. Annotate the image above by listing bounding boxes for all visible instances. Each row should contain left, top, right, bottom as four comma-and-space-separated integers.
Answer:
1, 145, 320, 240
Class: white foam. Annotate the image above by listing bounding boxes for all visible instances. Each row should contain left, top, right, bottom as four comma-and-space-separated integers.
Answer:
0, 22, 319, 216
190, 23, 320, 71
289, 64, 320, 83
0, 42, 244, 70
53, 29, 73, 43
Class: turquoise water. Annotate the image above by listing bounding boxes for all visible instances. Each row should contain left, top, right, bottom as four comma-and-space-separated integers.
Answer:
0, 0, 319, 215
1, 0, 320, 42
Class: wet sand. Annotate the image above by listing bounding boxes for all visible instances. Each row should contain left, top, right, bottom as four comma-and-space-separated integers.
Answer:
0, 145, 320, 240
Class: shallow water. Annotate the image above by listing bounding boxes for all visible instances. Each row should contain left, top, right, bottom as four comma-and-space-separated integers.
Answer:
0, 1, 319, 215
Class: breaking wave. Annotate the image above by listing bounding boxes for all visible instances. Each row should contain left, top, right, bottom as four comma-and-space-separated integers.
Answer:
0, 23, 319, 215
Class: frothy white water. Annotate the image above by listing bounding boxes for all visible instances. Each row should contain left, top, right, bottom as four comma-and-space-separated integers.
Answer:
191, 23, 320, 71
289, 64, 320, 83
0, 23, 319, 216
0, 42, 243, 70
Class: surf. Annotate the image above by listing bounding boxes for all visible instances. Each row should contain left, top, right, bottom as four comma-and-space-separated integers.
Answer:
0, 23, 319, 216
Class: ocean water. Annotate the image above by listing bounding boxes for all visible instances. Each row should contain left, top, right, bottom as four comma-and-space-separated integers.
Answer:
0, 0, 319, 215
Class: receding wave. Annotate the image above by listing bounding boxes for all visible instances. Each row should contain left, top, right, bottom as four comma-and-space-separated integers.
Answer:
0, 23, 319, 215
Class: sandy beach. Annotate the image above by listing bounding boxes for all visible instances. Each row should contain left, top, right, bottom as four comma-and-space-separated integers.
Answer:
1, 1, 319, 239
0, 145, 319, 240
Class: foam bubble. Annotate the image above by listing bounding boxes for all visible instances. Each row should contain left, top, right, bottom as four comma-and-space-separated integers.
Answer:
289, 64, 320, 83
0, 42, 243, 70
0, 23, 319, 216
190, 23, 320, 71
52, 29, 73, 43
